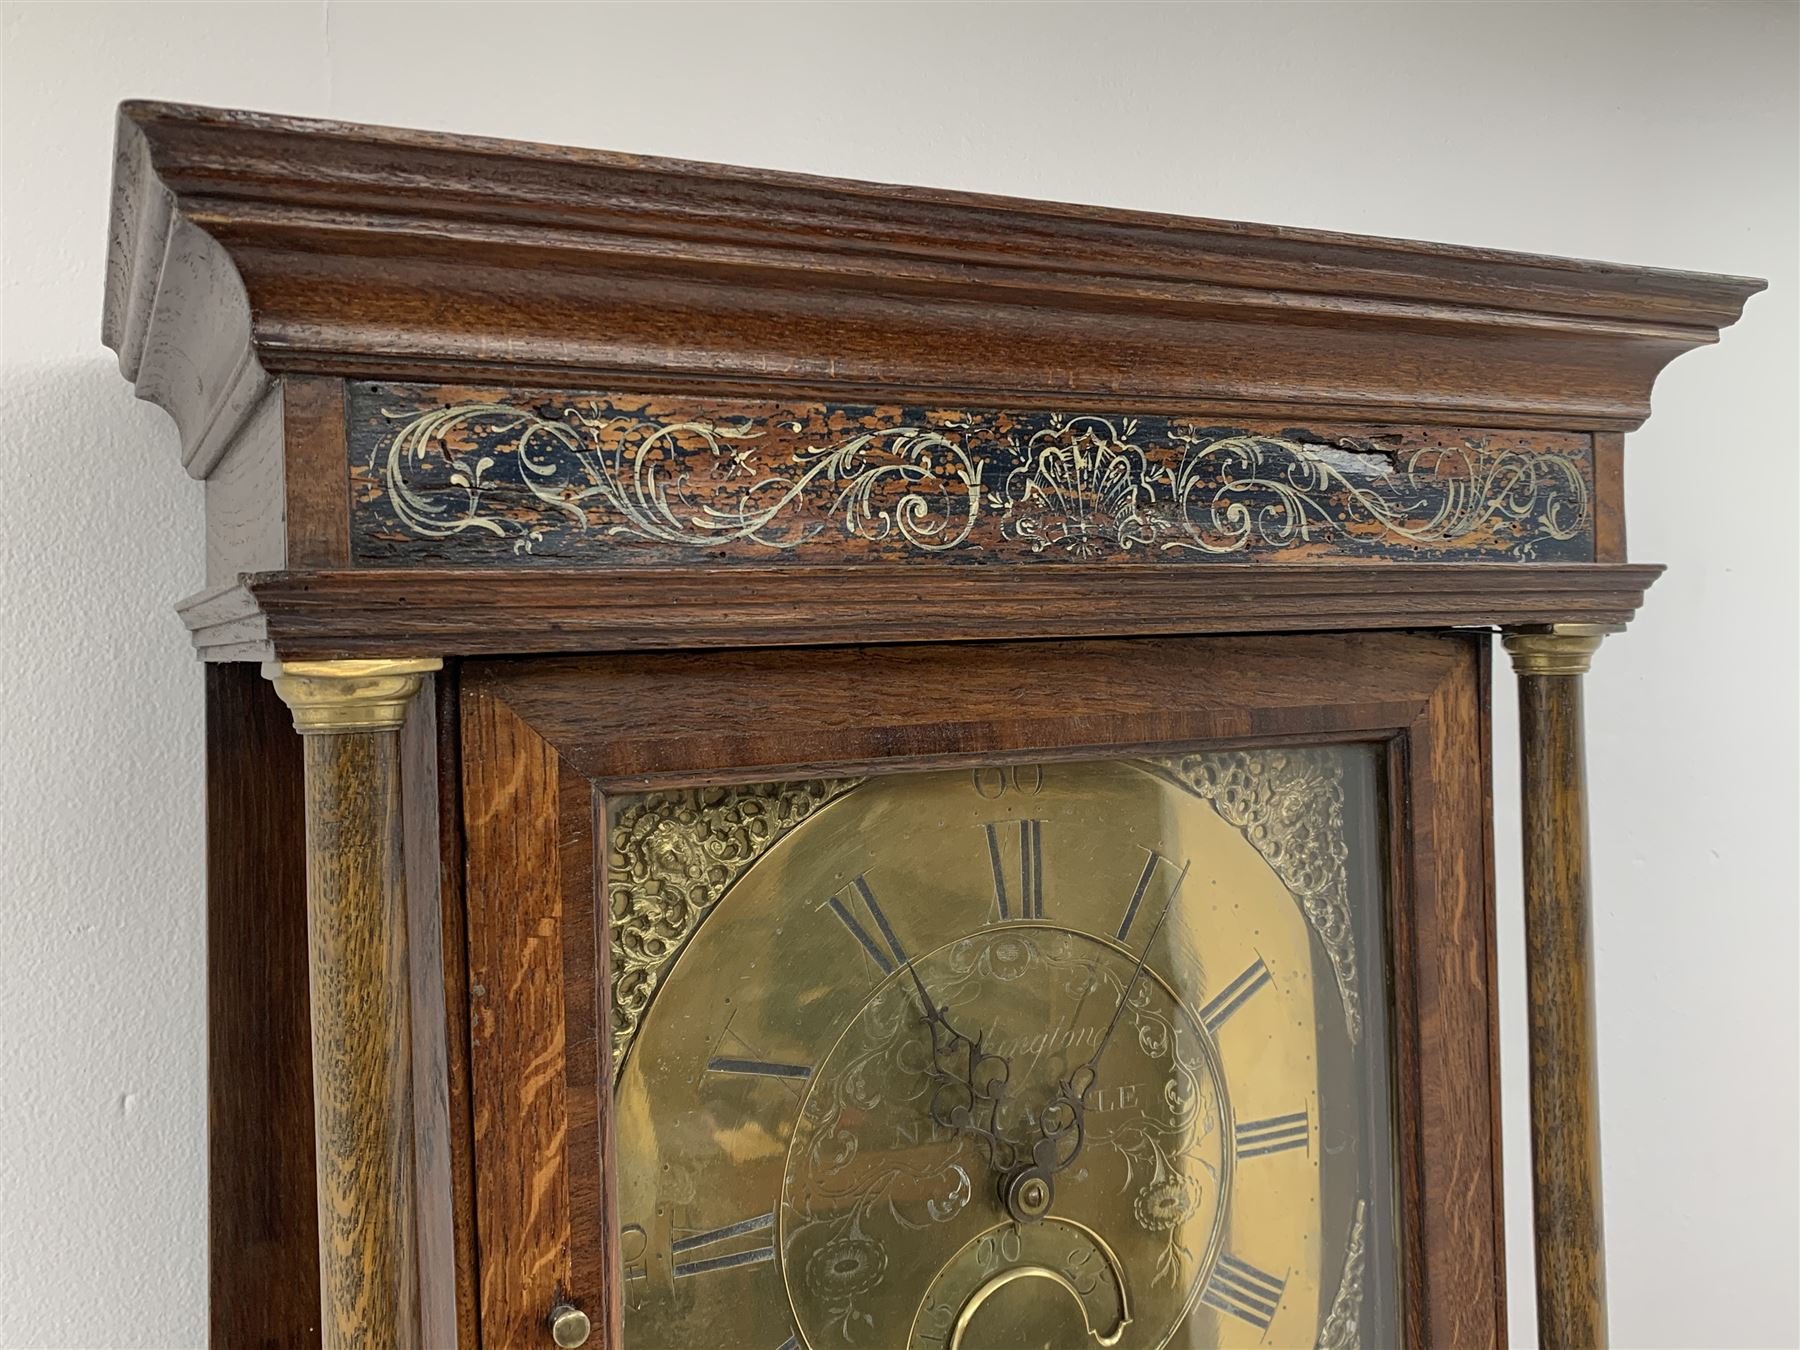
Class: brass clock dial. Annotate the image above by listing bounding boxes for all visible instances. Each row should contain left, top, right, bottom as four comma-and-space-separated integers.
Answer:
612, 754, 1395, 1349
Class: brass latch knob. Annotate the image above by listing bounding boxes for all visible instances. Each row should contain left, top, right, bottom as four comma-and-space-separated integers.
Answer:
548, 1303, 591, 1348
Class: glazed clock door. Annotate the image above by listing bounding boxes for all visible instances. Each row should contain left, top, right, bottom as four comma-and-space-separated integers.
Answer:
609, 752, 1394, 1350
459, 634, 1506, 1350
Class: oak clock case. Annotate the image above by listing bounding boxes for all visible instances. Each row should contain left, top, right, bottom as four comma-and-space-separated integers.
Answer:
610, 751, 1398, 1350
100, 101, 1761, 1350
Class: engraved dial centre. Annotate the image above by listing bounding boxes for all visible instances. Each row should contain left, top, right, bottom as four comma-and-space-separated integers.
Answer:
780, 926, 1230, 1350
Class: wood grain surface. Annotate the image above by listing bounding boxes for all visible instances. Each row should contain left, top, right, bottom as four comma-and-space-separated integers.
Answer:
1518, 674, 1610, 1348
471, 633, 1446, 788
284, 375, 354, 570
301, 729, 423, 1349
104, 101, 1763, 487
102, 100, 1750, 1350
205, 663, 322, 1348
1389, 636, 1509, 1348
399, 678, 469, 1348
425, 666, 484, 1348
460, 686, 610, 1348
201, 389, 288, 587
175, 562, 1663, 663
1592, 432, 1627, 564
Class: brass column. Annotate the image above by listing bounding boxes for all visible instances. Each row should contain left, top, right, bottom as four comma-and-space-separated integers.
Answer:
1502, 625, 1619, 1350
265, 658, 441, 1350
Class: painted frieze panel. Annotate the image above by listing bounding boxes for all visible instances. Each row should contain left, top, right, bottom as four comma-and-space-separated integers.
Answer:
347, 383, 1595, 567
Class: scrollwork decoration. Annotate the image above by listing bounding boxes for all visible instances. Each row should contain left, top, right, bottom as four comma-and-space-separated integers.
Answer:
1316, 1200, 1368, 1350
607, 777, 862, 1074
377, 402, 983, 557
1145, 749, 1362, 1044
1169, 431, 1589, 559
355, 388, 1594, 565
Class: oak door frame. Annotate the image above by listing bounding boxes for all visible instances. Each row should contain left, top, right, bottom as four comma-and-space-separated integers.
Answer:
456, 631, 1504, 1349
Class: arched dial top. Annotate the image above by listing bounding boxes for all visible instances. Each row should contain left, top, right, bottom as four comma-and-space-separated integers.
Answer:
612, 756, 1391, 1349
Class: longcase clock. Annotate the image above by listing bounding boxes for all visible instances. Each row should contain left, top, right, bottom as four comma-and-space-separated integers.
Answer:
100, 102, 1761, 1350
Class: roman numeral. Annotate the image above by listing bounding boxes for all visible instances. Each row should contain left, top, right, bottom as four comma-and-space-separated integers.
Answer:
1235, 1110, 1309, 1159
983, 819, 1046, 920
671, 1211, 776, 1279
1116, 848, 1190, 942
1201, 1253, 1287, 1331
1199, 957, 1272, 1032
776, 1338, 797, 1350
824, 875, 909, 974
706, 1057, 812, 1081
706, 1015, 811, 1091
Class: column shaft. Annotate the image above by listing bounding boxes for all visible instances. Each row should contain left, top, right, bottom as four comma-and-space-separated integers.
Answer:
1507, 628, 1613, 1350
302, 729, 421, 1350
267, 658, 439, 1350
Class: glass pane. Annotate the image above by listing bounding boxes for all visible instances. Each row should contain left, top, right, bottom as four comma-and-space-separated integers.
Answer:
609, 747, 1399, 1349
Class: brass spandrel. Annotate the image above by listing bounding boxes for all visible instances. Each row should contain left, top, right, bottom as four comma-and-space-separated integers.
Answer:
1317, 1201, 1369, 1350
1144, 749, 1362, 1044
606, 777, 862, 1074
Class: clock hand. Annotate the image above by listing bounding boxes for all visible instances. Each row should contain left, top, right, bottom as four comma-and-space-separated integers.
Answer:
1079, 861, 1188, 1079
902, 958, 1020, 1176
1005, 863, 1188, 1223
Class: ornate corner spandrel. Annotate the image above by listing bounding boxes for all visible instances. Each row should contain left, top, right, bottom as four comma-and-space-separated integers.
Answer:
1145, 748, 1363, 1045
1316, 1200, 1369, 1350
607, 777, 863, 1076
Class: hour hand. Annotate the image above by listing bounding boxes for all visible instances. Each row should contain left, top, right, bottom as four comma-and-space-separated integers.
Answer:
1029, 1063, 1093, 1174
902, 963, 1018, 1173
1001, 1038, 1098, 1223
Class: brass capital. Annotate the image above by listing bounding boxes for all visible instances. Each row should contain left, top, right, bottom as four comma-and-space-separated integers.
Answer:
262, 657, 442, 734
1502, 624, 1624, 678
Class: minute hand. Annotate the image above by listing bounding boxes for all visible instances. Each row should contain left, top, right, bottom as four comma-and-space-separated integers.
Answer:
1033, 860, 1189, 1179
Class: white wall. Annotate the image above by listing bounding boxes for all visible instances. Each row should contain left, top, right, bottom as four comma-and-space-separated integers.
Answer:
2, 3, 1793, 1347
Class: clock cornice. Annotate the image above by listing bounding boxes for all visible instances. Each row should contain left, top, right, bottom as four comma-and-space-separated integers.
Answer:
105, 99, 1762, 477
99, 101, 1762, 661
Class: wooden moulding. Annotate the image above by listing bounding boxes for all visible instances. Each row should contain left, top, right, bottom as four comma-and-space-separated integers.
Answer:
105, 101, 1762, 473
103, 103, 1760, 661
175, 561, 1664, 662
